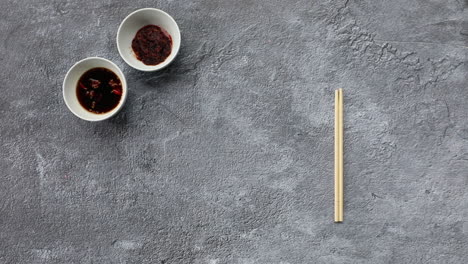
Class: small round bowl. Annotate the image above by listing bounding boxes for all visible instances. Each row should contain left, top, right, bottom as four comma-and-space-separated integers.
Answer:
63, 57, 127, 121
117, 8, 181, 71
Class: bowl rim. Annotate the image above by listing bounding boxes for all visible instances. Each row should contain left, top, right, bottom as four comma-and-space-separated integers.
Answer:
62, 56, 128, 122
116, 8, 181, 72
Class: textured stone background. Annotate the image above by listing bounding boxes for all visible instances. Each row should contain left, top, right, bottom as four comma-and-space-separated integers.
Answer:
1, 0, 467, 263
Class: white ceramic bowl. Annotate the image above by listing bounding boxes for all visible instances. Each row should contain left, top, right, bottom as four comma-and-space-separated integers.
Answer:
63, 57, 127, 121
117, 8, 181, 71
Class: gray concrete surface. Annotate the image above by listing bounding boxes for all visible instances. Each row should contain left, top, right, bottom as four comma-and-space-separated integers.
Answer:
1, 0, 467, 263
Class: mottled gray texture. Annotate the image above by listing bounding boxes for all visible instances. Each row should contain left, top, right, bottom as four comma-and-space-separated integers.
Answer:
0, 0, 467, 263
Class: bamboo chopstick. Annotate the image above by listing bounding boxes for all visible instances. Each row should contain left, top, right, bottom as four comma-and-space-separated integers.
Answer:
334, 90, 340, 222
335, 89, 344, 222
338, 89, 344, 221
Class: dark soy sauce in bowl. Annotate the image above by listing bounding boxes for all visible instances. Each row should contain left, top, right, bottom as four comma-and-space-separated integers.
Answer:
76, 67, 123, 114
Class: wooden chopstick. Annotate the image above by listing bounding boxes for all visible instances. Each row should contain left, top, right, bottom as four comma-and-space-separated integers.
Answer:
334, 90, 340, 222
335, 89, 344, 222
339, 89, 344, 221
